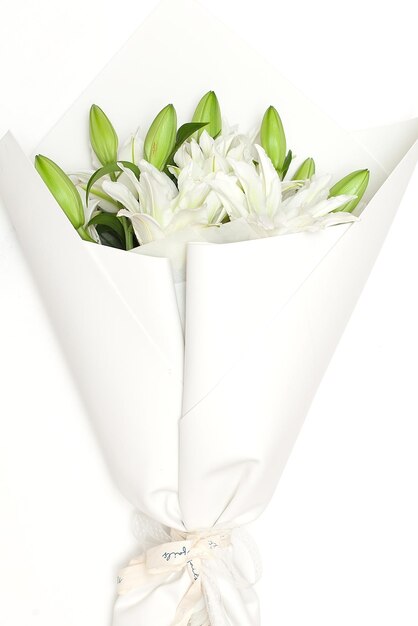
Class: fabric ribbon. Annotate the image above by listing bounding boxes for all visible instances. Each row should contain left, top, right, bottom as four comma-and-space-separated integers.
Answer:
116, 514, 262, 626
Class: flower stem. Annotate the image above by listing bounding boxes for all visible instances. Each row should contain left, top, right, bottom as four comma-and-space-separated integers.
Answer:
121, 217, 134, 250
77, 226, 96, 242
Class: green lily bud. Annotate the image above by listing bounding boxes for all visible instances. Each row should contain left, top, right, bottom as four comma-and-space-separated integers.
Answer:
144, 104, 177, 170
260, 105, 286, 172
292, 157, 315, 181
35, 155, 86, 233
329, 169, 370, 213
192, 90, 222, 139
89, 105, 118, 166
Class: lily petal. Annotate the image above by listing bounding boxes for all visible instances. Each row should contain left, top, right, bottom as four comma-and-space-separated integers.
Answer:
118, 210, 165, 245
102, 180, 140, 214
210, 172, 249, 220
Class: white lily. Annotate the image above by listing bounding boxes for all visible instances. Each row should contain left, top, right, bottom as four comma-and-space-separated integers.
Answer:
70, 171, 120, 214
170, 127, 256, 223
211, 145, 358, 236
172, 127, 255, 176
102, 160, 217, 245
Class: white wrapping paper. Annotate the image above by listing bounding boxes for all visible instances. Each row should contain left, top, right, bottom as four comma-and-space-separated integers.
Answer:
0, 0, 417, 624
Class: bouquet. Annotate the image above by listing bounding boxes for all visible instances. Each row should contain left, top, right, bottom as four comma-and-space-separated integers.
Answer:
0, 1, 417, 624
34, 90, 370, 324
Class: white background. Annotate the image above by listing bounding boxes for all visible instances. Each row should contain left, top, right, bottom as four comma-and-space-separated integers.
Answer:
0, 1, 417, 625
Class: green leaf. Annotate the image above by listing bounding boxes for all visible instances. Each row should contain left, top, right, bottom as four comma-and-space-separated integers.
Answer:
329, 169, 370, 213
80, 184, 120, 209
192, 91, 222, 139
86, 161, 140, 205
95, 224, 125, 249
35, 154, 85, 229
89, 104, 119, 166
176, 122, 208, 147
165, 122, 208, 168
280, 149, 293, 179
260, 105, 286, 172
144, 104, 177, 170
88, 212, 126, 242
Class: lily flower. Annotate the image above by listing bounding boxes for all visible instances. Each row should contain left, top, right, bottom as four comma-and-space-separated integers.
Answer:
70, 171, 119, 213
102, 161, 217, 245
172, 127, 255, 176
170, 126, 256, 223
210, 145, 358, 236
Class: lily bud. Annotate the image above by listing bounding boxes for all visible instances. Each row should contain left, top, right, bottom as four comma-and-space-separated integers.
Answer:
192, 90, 222, 138
329, 169, 370, 213
35, 155, 85, 231
260, 105, 286, 172
292, 157, 315, 181
144, 104, 177, 170
89, 105, 118, 166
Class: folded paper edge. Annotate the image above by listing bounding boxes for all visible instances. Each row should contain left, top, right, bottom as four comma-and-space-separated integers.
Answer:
351, 117, 418, 176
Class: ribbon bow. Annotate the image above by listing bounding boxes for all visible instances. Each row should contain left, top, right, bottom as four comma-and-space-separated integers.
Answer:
117, 516, 261, 626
